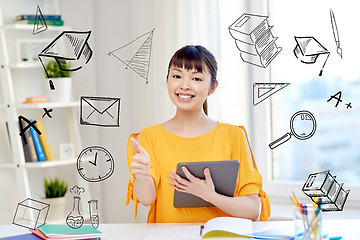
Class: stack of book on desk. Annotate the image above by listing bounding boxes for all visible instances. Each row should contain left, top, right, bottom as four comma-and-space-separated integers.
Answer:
30, 224, 102, 240
1, 225, 102, 240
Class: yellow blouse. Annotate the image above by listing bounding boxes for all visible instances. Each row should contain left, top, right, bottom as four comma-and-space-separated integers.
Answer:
126, 122, 270, 223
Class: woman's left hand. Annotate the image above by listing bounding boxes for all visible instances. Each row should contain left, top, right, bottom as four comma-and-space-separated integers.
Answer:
167, 167, 217, 202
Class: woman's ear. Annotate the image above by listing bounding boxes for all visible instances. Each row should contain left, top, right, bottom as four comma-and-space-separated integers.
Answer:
208, 81, 218, 96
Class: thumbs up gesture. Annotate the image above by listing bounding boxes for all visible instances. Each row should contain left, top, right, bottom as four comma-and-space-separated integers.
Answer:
129, 137, 151, 179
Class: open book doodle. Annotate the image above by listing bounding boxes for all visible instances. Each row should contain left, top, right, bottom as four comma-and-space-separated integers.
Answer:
108, 29, 155, 84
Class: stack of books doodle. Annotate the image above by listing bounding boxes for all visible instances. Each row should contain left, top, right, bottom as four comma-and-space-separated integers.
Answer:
229, 13, 282, 68
14, 14, 64, 26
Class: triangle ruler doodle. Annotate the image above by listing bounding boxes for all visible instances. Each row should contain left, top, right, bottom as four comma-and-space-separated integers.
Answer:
108, 29, 155, 84
253, 82, 290, 106
33, 5, 48, 35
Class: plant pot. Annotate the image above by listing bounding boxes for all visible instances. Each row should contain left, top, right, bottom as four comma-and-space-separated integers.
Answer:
41, 197, 66, 222
46, 77, 73, 102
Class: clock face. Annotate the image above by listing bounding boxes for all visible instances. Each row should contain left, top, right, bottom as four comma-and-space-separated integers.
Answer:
77, 146, 114, 182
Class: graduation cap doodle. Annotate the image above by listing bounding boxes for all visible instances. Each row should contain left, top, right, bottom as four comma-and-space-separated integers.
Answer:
293, 36, 330, 76
38, 31, 93, 89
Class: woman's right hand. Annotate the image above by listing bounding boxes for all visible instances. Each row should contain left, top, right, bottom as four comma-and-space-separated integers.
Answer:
129, 137, 151, 179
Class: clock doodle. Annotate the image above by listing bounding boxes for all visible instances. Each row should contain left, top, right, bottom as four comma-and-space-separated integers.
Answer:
77, 146, 114, 182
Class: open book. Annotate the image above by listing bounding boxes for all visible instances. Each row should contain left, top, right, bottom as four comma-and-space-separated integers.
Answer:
146, 217, 293, 240
200, 217, 252, 238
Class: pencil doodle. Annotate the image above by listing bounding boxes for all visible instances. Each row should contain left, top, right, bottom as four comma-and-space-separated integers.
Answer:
253, 82, 290, 106
77, 146, 115, 182
228, 13, 282, 68
327, 91, 352, 109
38, 31, 93, 90
294, 36, 330, 76
66, 186, 85, 229
108, 29, 155, 84
330, 9, 342, 58
303, 170, 350, 211
88, 200, 99, 229
80, 96, 121, 127
33, 5, 47, 35
18, 116, 41, 145
269, 110, 316, 149
42, 108, 53, 118
12, 198, 50, 230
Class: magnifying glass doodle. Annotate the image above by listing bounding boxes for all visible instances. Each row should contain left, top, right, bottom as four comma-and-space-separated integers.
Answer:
269, 110, 317, 149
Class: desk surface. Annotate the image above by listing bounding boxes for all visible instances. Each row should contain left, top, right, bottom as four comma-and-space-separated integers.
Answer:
0, 219, 355, 239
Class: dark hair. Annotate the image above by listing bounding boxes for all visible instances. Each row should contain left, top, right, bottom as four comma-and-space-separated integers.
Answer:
166, 45, 218, 115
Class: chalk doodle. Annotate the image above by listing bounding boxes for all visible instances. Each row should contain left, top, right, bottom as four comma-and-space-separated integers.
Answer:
293, 36, 330, 76
269, 110, 317, 149
330, 9, 342, 58
228, 13, 282, 68
253, 82, 290, 106
38, 31, 93, 90
327, 91, 352, 109
108, 29, 155, 84
12, 198, 50, 230
80, 96, 121, 127
303, 170, 350, 211
77, 146, 115, 182
33, 5, 47, 35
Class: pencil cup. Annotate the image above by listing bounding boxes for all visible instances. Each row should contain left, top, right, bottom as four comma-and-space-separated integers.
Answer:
293, 204, 328, 240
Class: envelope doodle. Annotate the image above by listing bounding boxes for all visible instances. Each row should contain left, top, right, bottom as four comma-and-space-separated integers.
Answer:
80, 96, 121, 127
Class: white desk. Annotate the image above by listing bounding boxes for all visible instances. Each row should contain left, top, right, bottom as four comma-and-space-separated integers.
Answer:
0, 220, 356, 239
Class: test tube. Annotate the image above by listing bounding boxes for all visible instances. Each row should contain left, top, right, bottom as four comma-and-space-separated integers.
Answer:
88, 200, 99, 229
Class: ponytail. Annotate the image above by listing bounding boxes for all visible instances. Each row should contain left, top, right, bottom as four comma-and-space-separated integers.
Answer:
203, 100, 208, 116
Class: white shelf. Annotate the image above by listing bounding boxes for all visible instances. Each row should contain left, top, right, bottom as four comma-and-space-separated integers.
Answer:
9, 62, 41, 69
24, 159, 77, 168
15, 101, 80, 109
3, 24, 70, 31
0, 159, 78, 169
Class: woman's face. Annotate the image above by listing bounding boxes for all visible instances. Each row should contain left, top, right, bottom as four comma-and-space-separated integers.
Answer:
167, 64, 217, 113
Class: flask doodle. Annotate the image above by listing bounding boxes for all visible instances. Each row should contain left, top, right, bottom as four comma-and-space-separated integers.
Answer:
66, 186, 85, 229
66, 196, 84, 229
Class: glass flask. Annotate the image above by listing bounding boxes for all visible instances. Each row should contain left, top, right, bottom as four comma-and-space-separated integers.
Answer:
66, 196, 84, 229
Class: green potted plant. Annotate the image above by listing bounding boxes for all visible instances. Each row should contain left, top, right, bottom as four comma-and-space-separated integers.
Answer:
44, 60, 73, 102
42, 177, 69, 221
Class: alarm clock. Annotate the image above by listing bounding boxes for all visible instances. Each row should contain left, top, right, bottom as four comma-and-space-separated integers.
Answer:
76, 146, 114, 182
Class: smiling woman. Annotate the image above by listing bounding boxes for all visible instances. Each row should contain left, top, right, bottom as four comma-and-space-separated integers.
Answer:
125, 45, 270, 223
166, 45, 218, 116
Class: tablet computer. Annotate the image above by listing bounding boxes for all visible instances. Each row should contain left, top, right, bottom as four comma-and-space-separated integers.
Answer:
173, 160, 240, 208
